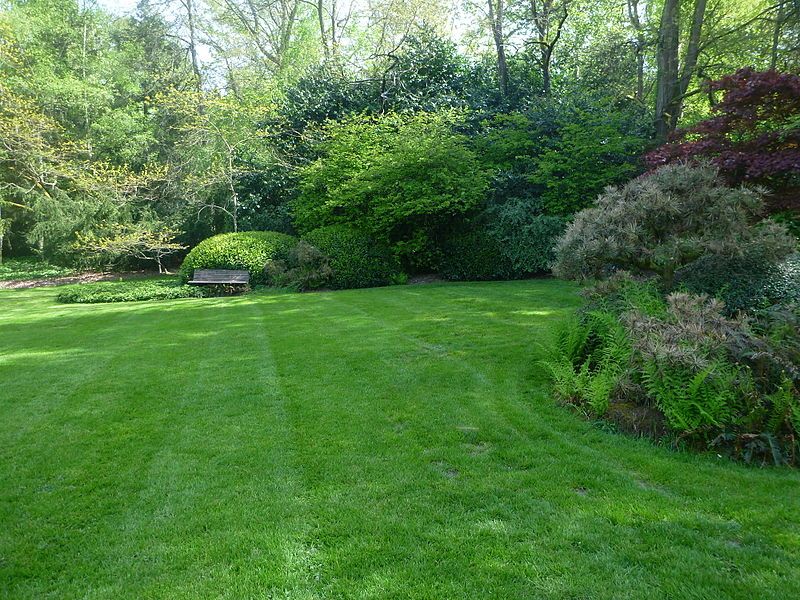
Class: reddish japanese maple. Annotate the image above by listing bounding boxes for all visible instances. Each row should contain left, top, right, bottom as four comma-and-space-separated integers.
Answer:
646, 69, 800, 210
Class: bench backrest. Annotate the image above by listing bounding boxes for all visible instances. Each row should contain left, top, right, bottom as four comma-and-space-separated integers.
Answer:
190, 269, 250, 284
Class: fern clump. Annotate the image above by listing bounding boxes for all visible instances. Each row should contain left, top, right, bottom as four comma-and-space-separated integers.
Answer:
545, 281, 800, 465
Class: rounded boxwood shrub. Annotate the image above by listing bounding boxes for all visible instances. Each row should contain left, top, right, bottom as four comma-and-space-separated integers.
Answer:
302, 225, 400, 289
179, 231, 298, 285
439, 228, 515, 281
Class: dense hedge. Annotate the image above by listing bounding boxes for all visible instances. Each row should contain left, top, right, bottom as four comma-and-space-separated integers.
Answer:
302, 225, 400, 289
439, 229, 515, 281
179, 231, 298, 285
57, 279, 203, 303
439, 208, 567, 281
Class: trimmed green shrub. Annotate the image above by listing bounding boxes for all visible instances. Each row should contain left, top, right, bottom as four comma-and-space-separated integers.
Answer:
302, 225, 400, 289
179, 231, 298, 285
56, 279, 203, 303
439, 228, 514, 281
675, 252, 800, 315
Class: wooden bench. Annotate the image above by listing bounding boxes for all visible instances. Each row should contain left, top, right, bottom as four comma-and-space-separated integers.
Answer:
188, 269, 250, 285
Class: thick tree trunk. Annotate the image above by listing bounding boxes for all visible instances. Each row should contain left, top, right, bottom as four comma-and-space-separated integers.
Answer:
655, 0, 680, 141
655, 0, 707, 140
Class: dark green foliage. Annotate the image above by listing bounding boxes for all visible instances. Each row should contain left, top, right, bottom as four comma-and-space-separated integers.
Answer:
485, 199, 568, 274
56, 279, 203, 303
675, 253, 800, 315
179, 231, 298, 285
438, 228, 514, 281
302, 225, 400, 289
378, 31, 467, 112
438, 207, 566, 281
474, 98, 650, 216
264, 240, 332, 291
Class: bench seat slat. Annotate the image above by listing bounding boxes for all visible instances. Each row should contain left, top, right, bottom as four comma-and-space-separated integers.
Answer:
188, 269, 250, 285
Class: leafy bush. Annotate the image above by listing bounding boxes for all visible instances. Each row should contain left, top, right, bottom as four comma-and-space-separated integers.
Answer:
675, 252, 800, 315
294, 111, 488, 271
179, 231, 298, 285
302, 225, 401, 289
56, 279, 203, 303
439, 228, 514, 281
474, 98, 650, 216
553, 164, 796, 286
439, 199, 567, 281
264, 241, 332, 291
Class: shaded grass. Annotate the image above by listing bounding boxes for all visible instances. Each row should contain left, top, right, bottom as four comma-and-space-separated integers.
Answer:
1, 279, 799, 599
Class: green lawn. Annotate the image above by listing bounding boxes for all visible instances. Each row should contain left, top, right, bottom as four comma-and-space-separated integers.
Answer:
1, 280, 799, 599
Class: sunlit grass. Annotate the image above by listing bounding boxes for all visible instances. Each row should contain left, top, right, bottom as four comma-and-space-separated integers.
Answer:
1, 279, 799, 599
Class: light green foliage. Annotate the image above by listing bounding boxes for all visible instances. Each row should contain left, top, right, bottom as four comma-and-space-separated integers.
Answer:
4, 280, 800, 598
642, 362, 739, 433
56, 278, 203, 303
74, 223, 186, 273
553, 164, 797, 285
543, 311, 631, 417
0, 258, 74, 281
294, 111, 489, 270
302, 225, 401, 289
179, 231, 298, 285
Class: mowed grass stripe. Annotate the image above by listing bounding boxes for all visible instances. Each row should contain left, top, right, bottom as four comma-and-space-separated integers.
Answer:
1, 282, 799, 599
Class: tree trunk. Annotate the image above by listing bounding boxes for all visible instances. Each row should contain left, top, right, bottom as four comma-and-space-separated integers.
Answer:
655, 0, 708, 140
770, 1, 788, 70
626, 0, 646, 101
183, 0, 202, 89
487, 0, 509, 97
655, 0, 680, 141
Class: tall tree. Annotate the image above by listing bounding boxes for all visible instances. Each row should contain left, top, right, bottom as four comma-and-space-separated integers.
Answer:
654, 0, 707, 140
486, 0, 510, 96
526, 0, 571, 96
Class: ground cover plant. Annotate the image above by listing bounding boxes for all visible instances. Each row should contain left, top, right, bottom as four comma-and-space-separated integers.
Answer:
56, 278, 203, 304
0, 258, 75, 281
2, 280, 800, 598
